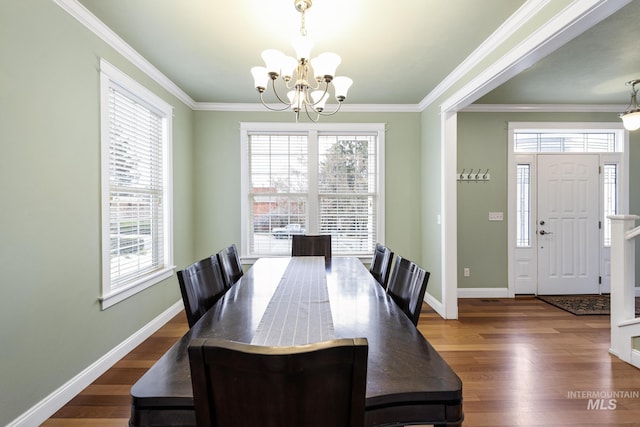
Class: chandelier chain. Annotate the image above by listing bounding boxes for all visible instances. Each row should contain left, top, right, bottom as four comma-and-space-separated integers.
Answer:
300, 9, 307, 37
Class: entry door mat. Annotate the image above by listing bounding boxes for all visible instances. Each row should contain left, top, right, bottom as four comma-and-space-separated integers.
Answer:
536, 295, 640, 316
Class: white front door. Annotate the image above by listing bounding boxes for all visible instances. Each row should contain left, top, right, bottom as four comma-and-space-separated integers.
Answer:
537, 154, 600, 295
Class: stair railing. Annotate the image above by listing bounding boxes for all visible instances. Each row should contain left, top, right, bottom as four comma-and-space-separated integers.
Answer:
609, 215, 640, 367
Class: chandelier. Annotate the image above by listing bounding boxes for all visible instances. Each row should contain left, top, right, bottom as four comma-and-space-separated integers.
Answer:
620, 79, 640, 131
250, 0, 352, 122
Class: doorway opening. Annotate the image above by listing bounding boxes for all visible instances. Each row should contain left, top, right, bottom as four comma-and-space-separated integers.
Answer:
508, 122, 628, 296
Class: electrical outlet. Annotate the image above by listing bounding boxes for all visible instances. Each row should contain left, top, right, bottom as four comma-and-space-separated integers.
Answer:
488, 212, 504, 221
463, 267, 470, 277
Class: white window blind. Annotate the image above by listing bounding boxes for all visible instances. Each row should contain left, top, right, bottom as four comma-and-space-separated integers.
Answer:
248, 134, 308, 255
318, 135, 377, 253
108, 87, 165, 287
241, 123, 385, 259
100, 59, 173, 309
514, 132, 620, 152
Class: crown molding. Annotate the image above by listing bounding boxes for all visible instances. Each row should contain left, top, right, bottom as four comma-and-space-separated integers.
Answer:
192, 102, 420, 113
441, 0, 631, 114
463, 103, 626, 113
418, 0, 551, 111
53, 0, 420, 114
53, 0, 197, 109
55, 0, 630, 116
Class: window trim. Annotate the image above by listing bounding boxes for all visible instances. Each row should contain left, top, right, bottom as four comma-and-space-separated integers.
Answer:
99, 59, 174, 309
240, 122, 385, 263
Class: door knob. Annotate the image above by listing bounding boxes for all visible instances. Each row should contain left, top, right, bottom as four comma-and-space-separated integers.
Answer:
539, 230, 553, 235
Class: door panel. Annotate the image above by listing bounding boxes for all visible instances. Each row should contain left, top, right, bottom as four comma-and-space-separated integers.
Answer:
537, 155, 599, 295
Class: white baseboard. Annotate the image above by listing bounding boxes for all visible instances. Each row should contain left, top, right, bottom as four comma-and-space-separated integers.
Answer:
8, 300, 184, 427
457, 287, 511, 298
424, 292, 445, 318
631, 349, 640, 370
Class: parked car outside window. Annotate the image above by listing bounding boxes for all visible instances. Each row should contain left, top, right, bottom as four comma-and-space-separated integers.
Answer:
272, 224, 306, 239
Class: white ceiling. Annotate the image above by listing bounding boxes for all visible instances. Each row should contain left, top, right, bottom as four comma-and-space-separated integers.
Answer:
74, 0, 639, 108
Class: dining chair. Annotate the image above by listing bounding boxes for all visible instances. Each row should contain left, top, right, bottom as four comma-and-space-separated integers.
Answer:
176, 256, 227, 328
369, 243, 394, 289
188, 337, 369, 427
216, 244, 243, 289
386, 256, 431, 326
291, 234, 332, 258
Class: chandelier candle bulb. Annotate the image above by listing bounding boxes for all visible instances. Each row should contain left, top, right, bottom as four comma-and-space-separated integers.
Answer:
250, 66, 268, 92
281, 56, 298, 80
261, 49, 285, 77
332, 76, 353, 101
292, 35, 313, 61
311, 52, 341, 80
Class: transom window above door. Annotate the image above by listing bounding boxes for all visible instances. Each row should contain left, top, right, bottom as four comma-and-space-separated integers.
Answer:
514, 130, 623, 152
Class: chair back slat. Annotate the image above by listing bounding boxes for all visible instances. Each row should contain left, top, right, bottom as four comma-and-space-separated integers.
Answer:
217, 244, 243, 289
386, 256, 430, 326
177, 256, 226, 328
369, 243, 394, 289
291, 235, 332, 259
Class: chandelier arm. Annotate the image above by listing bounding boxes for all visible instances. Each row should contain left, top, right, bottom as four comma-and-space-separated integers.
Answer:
284, 78, 297, 90
303, 102, 320, 122
307, 78, 322, 91
623, 79, 640, 113
269, 78, 295, 107
308, 82, 330, 108
302, 87, 316, 108
258, 91, 293, 112
317, 101, 343, 116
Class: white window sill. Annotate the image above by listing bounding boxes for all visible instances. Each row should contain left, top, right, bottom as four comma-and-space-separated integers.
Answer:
240, 255, 371, 266
100, 266, 175, 310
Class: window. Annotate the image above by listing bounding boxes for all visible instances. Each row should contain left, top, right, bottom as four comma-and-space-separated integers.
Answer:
603, 164, 618, 246
241, 123, 385, 259
100, 59, 173, 309
514, 131, 620, 152
516, 164, 531, 247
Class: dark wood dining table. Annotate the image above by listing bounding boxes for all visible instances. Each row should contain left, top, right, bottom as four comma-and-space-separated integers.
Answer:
129, 256, 463, 426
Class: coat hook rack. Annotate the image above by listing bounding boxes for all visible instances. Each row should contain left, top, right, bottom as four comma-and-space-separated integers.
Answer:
457, 168, 490, 182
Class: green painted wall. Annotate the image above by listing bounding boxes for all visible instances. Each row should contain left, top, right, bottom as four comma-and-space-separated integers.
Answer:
421, 104, 444, 302
457, 111, 640, 289
190, 111, 423, 266
0, 1, 194, 424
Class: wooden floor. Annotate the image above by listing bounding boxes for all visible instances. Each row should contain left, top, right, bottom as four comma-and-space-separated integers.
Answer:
43, 297, 640, 427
